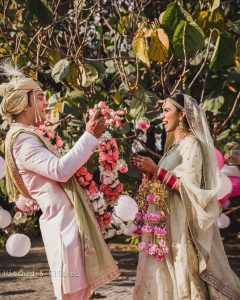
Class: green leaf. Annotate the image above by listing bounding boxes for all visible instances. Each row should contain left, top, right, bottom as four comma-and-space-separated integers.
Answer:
161, 2, 183, 36
129, 98, 147, 118
68, 90, 88, 112
115, 123, 130, 135
202, 95, 224, 116
52, 59, 70, 83
227, 20, 240, 34
173, 20, 205, 59
190, 50, 205, 66
118, 15, 130, 34
235, 38, 240, 67
125, 166, 141, 179
27, 0, 53, 25
80, 64, 98, 87
209, 32, 236, 72
68, 90, 87, 102
89, 61, 105, 79
216, 129, 231, 142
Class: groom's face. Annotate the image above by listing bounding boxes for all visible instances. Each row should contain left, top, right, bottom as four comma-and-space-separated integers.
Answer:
28, 89, 48, 122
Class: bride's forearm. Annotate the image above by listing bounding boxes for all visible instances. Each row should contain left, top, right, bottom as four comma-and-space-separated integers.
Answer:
155, 167, 180, 193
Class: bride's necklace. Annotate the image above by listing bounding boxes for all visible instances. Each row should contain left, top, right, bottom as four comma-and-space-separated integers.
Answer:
163, 131, 192, 158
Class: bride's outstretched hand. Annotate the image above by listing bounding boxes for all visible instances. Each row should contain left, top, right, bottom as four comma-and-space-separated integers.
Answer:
130, 154, 158, 175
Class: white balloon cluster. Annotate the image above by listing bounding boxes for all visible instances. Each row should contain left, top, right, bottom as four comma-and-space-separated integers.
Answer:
0, 206, 31, 257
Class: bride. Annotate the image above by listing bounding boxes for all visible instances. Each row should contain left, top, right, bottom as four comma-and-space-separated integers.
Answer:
130, 93, 240, 300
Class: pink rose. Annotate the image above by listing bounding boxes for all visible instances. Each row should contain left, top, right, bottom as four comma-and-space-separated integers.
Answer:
105, 187, 113, 195
116, 110, 125, 116
116, 183, 123, 193
156, 255, 164, 262
56, 135, 64, 148
47, 130, 55, 139
139, 122, 149, 129
98, 145, 106, 151
99, 152, 107, 161
109, 119, 116, 126
112, 151, 119, 160
116, 121, 122, 128
105, 164, 112, 171
105, 142, 112, 150
79, 167, 88, 176
119, 166, 128, 173
110, 161, 117, 168
78, 177, 85, 185
85, 173, 93, 181
89, 182, 97, 194
147, 193, 155, 202
138, 242, 146, 251
100, 184, 107, 192
109, 138, 117, 145
106, 153, 113, 161
98, 101, 106, 109
136, 117, 150, 130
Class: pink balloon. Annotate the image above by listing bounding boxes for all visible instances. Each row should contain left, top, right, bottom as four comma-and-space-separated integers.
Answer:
215, 148, 224, 169
218, 194, 229, 206
228, 176, 240, 198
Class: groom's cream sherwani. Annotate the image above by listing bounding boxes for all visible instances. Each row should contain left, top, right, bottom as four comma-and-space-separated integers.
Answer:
12, 129, 98, 299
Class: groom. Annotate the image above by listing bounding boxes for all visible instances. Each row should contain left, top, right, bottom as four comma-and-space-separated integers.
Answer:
0, 67, 120, 299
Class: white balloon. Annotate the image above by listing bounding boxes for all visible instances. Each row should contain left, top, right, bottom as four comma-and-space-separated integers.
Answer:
217, 173, 232, 199
0, 156, 5, 180
6, 233, 31, 257
222, 165, 240, 177
122, 222, 137, 236
217, 213, 231, 229
0, 208, 12, 228
114, 195, 138, 222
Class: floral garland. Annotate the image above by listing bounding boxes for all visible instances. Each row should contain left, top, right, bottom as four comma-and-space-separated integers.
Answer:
133, 175, 169, 262
15, 101, 127, 239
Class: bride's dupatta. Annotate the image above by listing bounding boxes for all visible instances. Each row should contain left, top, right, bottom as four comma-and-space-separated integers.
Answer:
173, 95, 240, 300
5, 124, 120, 290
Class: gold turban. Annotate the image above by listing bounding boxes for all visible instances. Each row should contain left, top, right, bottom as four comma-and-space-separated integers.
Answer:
0, 73, 41, 124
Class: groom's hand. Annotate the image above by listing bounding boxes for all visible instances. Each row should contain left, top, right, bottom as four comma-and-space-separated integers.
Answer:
86, 110, 106, 138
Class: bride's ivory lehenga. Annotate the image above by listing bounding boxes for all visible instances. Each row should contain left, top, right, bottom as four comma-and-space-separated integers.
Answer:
134, 135, 240, 300
134, 94, 240, 300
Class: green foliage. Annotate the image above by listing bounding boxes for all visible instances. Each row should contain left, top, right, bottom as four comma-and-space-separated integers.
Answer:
52, 59, 71, 83
209, 32, 236, 72
173, 20, 205, 58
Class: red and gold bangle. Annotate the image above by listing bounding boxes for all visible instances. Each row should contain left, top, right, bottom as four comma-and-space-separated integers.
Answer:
157, 168, 177, 190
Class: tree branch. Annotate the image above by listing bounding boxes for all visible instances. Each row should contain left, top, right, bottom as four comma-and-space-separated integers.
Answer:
189, 29, 215, 89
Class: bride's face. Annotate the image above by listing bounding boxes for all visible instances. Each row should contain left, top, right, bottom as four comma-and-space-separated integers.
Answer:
161, 100, 181, 132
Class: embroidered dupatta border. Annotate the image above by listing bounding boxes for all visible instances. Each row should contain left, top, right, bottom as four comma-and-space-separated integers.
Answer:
180, 184, 240, 300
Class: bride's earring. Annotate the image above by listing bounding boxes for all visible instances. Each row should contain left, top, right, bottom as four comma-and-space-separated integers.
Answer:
179, 119, 184, 136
